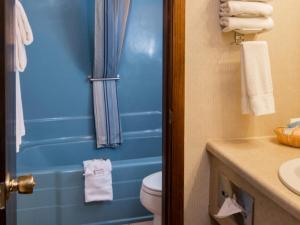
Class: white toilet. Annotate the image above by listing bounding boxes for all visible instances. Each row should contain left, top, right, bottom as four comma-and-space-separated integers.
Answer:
140, 171, 162, 225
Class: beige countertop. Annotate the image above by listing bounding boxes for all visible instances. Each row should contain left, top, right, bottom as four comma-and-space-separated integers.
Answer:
207, 137, 300, 221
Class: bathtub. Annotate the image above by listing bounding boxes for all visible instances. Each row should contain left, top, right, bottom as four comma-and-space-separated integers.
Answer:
17, 156, 162, 225
17, 112, 162, 225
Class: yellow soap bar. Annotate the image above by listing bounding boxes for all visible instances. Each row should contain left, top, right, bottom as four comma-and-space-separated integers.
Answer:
274, 127, 300, 148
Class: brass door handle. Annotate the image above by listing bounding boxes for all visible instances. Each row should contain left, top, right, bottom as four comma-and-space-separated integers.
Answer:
0, 174, 36, 210
6, 175, 36, 194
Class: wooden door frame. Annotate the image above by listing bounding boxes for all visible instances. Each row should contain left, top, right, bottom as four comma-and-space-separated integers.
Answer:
163, 0, 185, 225
1, 0, 16, 224
0, 0, 5, 222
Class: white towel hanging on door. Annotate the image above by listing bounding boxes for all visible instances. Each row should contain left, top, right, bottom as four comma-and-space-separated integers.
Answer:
15, 0, 33, 152
16, 72, 25, 153
16, 0, 33, 45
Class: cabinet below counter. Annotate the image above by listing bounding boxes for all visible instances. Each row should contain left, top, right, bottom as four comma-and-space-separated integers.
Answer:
207, 137, 300, 225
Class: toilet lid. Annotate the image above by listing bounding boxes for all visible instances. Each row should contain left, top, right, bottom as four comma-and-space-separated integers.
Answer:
142, 171, 162, 194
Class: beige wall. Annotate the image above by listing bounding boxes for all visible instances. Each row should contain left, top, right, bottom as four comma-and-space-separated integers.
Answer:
185, 1, 300, 224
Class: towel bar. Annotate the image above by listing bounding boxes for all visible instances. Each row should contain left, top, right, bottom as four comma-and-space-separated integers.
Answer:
234, 28, 263, 35
88, 76, 120, 82
233, 32, 245, 45
232, 32, 245, 45
233, 28, 263, 45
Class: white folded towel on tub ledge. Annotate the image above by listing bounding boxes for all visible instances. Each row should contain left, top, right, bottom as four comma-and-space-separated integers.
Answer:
220, 1, 273, 17
83, 159, 113, 202
220, 17, 274, 33
241, 41, 275, 116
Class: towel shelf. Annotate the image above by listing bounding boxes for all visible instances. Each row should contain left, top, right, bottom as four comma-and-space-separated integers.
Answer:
234, 32, 245, 45
234, 28, 264, 35
233, 28, 263, 45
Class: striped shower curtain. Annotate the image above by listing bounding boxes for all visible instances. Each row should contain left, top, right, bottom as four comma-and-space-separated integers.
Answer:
92, 0, 131, 148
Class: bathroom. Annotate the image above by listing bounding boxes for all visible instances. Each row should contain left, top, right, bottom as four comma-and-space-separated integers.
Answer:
3, 0, 300, 225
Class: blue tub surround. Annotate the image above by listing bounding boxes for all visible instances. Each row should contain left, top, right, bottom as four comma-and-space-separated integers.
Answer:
17, 157, 161, 225
92, 0, 131, 148
18, 0, 163, 224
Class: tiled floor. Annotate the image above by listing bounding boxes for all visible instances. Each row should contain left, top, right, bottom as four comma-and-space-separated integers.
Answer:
124, 221, 153, 225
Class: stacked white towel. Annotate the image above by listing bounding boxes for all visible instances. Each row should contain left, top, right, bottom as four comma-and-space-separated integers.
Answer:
15, 0, 33, 152
221, 0, 272, 2
83, 159, 113, 202
220, 2, 273, 17
219, 0, 274, 33
220, 17, 273, 33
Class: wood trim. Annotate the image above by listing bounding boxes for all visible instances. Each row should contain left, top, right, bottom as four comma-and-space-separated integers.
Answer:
0, 0, 7, 222
0, 0, 6, 179
163, 0, 185, 225
0, 0, 16, 224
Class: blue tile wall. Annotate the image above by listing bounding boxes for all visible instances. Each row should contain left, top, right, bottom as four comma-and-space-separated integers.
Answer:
18, 0, 163, 170
17, 0, 163, 224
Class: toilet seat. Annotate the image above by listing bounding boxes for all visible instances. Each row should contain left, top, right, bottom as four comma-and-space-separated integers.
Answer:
141, 185, 162, 197
141, 171, 162, 196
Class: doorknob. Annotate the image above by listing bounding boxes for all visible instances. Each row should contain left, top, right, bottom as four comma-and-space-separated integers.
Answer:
6, 175, 36, 194
0, 174, 36, 210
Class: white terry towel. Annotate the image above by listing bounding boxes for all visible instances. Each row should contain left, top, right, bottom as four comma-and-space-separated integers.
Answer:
15, 0, 33, 72
220, 1, 273, 17
15, 22, 27, 73
221, 0, 272, 2
15, 0, 33, 152
241, 41, 275, 116
83, 159, 113, 202
16, 0, 33, 46
220, 17, 274, 33
16, 72, 25, 153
